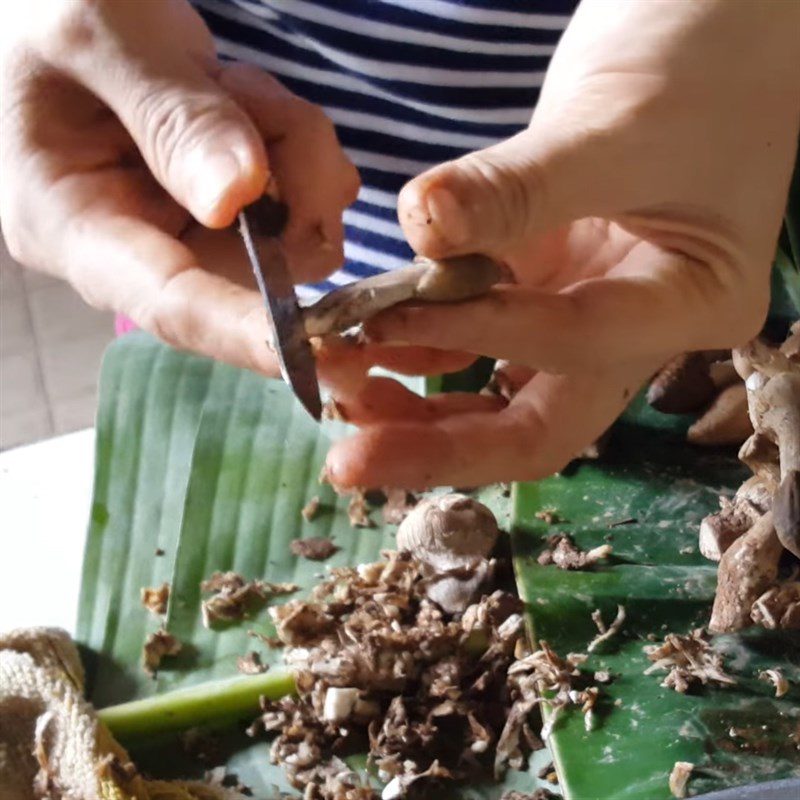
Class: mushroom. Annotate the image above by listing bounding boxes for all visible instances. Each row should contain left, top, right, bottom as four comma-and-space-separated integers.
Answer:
751, 582, 800, 630
753, 374, 800, 557
736, 335, 800, 559
686, 383, 752, 446
396, 493, 499, 569
396, 493, 500, 614
646, 351, 727, 414
322, 687, 359, 722
698, 476, 772, 561
709, 512, 784, 633
303, 254, 504, 337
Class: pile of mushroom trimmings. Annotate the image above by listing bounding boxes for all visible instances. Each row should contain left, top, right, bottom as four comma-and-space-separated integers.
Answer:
249, 494, 596, 799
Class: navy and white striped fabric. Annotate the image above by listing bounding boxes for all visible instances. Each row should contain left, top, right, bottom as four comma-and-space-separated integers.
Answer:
192, 0, 579, 300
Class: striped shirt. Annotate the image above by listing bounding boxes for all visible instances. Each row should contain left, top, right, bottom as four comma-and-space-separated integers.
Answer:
192, 0, 579, 300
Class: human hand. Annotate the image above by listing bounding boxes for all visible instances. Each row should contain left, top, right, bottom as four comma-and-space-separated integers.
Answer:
1, 0, 358, 374
324, 0, 800, 489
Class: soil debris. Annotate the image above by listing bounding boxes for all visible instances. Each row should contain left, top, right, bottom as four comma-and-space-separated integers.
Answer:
200, 571, 298, 628
644, 629, 736, 693
501, 791, 560, 800
290, 536, 340, 561
141, 627, 181, 677
537, 535, 612, 570
140, 582, 170, 616
302, 496, 321, 521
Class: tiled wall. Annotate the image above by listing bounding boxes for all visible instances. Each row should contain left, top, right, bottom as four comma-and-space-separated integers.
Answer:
0, 236, 114, 450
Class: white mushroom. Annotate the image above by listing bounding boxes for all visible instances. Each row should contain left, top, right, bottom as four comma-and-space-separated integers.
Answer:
396, 493, 499, 570
397, 493, 501, 614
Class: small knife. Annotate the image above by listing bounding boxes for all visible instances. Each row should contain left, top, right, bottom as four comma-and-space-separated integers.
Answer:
238, 195, 322, 421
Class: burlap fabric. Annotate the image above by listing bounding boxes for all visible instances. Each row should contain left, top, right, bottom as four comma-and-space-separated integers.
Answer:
0, 628, 246, 800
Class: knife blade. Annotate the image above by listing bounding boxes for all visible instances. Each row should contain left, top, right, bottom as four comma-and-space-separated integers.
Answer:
238, 195, 322, 421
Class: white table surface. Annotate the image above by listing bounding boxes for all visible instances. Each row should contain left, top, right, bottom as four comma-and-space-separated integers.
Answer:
0, 428, 95, 634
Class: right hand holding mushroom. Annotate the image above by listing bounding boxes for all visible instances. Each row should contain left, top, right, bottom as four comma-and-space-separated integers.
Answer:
323, 0, 800, 490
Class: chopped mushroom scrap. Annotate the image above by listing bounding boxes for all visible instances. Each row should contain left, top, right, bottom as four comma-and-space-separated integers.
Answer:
141, 627, 182, 677
347, 489, 374, 528
237, 651, 268, 675
140, 582, 170, 616
290, 536, 339, 561
537, 535, 612, 570
668, 761, 694, 799
644, 629, 736, 693
246, 549, 594, 799
758, 668, 790, 698
587, 606, 626, 653
302, 495, 322, 521
200, 571, 298, 628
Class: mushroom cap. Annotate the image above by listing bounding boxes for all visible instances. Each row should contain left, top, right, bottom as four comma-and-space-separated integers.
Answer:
396, 493, 499, 568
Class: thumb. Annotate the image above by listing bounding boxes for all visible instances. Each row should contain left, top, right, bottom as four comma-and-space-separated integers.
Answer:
42, 9, 268, 228
398, 126, 599, 259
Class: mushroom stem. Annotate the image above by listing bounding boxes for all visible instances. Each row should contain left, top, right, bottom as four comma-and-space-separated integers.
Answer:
686, 383, 752, 446
709, 512, 783, 633
303, 254, 503, 337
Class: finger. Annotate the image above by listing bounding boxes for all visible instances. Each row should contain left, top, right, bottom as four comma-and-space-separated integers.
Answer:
40, 2, 268, 228
64, 211, 280, 376
396, 123, 599, 259
325, 367, 645, 490
219, 64, 360, 283
330, 376, 505, 425
318, 339, 476, 385
366, 245, 753, 372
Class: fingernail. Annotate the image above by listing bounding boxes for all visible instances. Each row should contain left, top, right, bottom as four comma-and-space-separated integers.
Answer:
425, 187, 470, 247
190, 149, 242, 216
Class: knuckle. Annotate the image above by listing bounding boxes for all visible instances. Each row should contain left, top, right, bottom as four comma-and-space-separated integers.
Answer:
459, 149, 539, 240
131, 87, 243, 178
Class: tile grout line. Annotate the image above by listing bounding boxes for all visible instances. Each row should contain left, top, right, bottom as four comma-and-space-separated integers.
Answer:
19, 278, 56, 435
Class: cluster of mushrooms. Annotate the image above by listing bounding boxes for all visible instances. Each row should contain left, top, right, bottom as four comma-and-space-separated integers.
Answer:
648, 322, 799, 632
308, 256, 798, 636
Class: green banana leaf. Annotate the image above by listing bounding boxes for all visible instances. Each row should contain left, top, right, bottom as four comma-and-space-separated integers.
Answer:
77, 333, 799, 799
513, 421, 800, 800
77, 332, 545, 795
